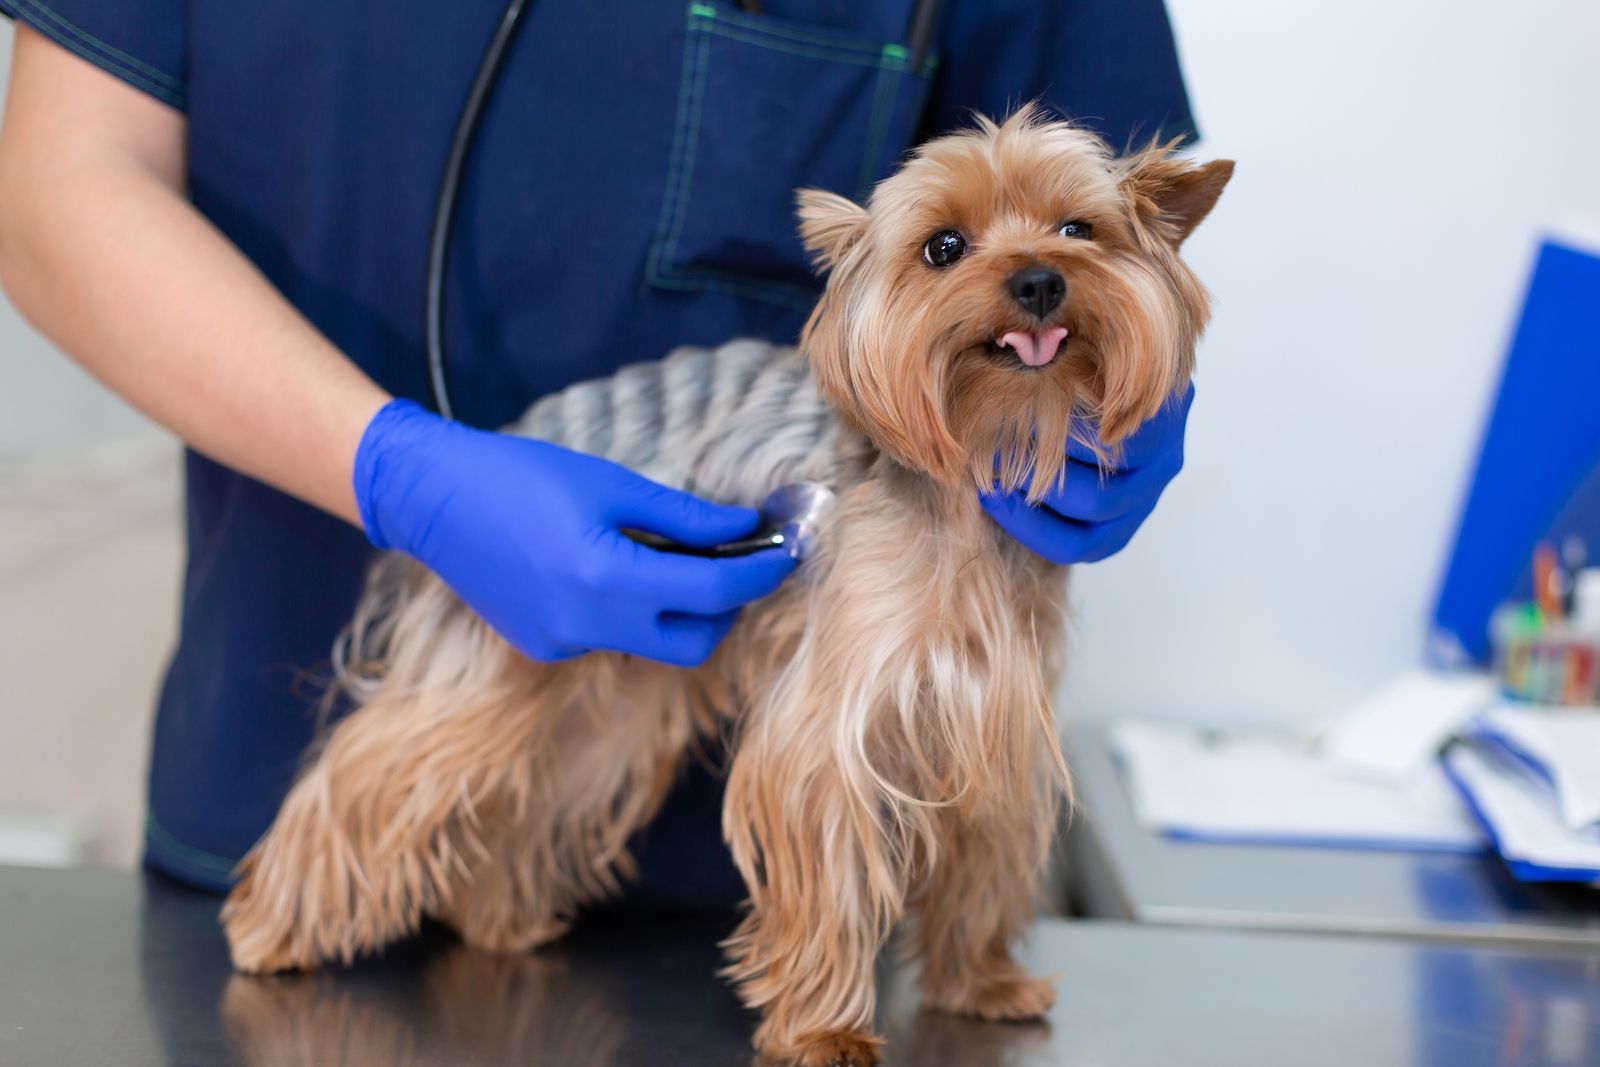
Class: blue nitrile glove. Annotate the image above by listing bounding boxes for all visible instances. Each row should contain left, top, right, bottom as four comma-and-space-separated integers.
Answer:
353, 399, 796, 666
980, 384, 1194, 564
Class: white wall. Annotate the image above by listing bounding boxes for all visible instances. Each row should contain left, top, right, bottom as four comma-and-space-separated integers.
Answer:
0, 330, 148, 454
1063, 0, 1600, 727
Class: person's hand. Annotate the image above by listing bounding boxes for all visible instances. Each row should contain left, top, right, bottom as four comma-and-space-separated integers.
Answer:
980, 384, 1193, 564
353, 400, 796, 666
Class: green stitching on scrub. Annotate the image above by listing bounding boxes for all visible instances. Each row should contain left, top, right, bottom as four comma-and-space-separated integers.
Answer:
10, 17, 184, 109
662, 15, 715, 269
11, 0, 183, 91
646, 5, 714, 289
646, 4, 706, 284
8, 0, 186, 109
145, 813, 238, 877
856, 54, 902, 201
705, 6, 887, 56
701, 23, 902, 70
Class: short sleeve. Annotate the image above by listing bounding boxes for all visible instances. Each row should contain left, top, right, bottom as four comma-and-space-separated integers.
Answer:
923, 0, 1197, 151
1, 0, 186, 110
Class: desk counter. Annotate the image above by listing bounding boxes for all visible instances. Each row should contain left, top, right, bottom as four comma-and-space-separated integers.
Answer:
1064, 722, 1600, 948
3, 864, 1599, 1066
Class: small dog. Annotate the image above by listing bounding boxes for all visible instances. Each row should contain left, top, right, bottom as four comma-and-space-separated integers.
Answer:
223, 106, 1230, 1066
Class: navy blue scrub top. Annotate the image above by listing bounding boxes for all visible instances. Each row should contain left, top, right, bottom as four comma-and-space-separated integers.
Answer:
3, 0, 1195, 900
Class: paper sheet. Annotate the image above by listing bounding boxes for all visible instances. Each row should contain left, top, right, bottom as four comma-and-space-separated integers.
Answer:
1320, 669, 1498, 783
1109, 720, 1486, 852
1469, 706, 1600, 832
1442, 743, 1600, 881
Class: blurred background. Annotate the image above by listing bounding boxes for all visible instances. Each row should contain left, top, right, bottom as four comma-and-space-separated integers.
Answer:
1, 0, 1598, 871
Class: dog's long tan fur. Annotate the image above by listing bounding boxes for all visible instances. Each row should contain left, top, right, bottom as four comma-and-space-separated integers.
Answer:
222, 107, 1230, 1066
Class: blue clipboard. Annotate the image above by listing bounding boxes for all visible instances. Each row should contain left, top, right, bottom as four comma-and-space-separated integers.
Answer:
1430, 239, 1600, 664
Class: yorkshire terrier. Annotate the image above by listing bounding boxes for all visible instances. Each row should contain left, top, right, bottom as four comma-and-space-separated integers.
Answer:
222, 106, 1231, 1066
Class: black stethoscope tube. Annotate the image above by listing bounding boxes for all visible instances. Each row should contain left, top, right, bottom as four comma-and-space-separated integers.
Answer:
425, 0, 532, 419
424, 0, 938, 421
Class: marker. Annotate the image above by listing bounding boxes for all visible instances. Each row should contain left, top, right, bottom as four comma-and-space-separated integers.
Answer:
1533, 542, 1563, 623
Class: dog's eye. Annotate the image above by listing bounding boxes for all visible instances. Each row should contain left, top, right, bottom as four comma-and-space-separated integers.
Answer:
922, 229, 967, 268
1057, 219, 1094, 240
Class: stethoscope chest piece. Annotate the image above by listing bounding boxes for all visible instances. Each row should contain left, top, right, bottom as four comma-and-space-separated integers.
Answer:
760, 481, 837, 561
627, 481, 837, 561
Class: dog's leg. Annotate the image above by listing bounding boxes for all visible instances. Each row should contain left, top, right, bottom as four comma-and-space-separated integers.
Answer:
716, 470, 1071, 1063
435, 662, 701, 956
717, 478, 982, 1067
224, 608, 700, 973
910, 811, 1056, 1022
722, 727, 902, 1067
424, 789, 574, 957
222, 661, 547, 973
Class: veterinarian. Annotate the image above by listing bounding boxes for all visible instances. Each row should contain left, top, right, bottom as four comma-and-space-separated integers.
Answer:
0, 0, 1198, 902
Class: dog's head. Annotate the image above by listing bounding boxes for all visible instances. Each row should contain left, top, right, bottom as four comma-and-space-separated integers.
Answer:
797, 106, 1232, 499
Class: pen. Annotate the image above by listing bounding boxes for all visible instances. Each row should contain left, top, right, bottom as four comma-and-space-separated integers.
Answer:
1533, 542, 1563, 623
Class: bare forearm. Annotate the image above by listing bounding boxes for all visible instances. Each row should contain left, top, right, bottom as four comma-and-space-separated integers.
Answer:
0, 28, 389, 524
0, 159, 387, 522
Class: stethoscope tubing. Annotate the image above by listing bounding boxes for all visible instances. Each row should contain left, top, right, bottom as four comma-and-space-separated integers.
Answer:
424, 0, 532, 420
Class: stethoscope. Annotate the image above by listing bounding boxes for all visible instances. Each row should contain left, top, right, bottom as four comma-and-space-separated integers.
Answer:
424, 0, 532, 423
423, 0, 937, 554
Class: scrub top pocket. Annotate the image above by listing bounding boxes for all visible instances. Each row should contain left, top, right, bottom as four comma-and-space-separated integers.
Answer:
647, 1, 936, 311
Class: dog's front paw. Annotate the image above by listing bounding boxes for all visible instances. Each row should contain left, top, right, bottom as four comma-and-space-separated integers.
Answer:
221, 859, 322, 975
762, 1029, 882, 1067
926, 972, 1056, 1022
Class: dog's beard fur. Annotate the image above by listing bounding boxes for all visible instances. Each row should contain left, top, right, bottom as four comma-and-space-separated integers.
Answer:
221, 107, 1231, 1067
800, 105, 1228, 498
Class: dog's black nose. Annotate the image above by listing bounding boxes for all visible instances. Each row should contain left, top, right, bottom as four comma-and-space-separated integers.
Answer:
1008, 266, 1065, 320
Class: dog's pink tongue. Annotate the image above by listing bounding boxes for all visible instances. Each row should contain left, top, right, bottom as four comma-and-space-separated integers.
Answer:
998, 326, 1069, 367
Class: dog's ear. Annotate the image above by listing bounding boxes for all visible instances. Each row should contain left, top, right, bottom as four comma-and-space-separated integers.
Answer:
796, 188, 869, 271
1121, 154, 1234, 245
